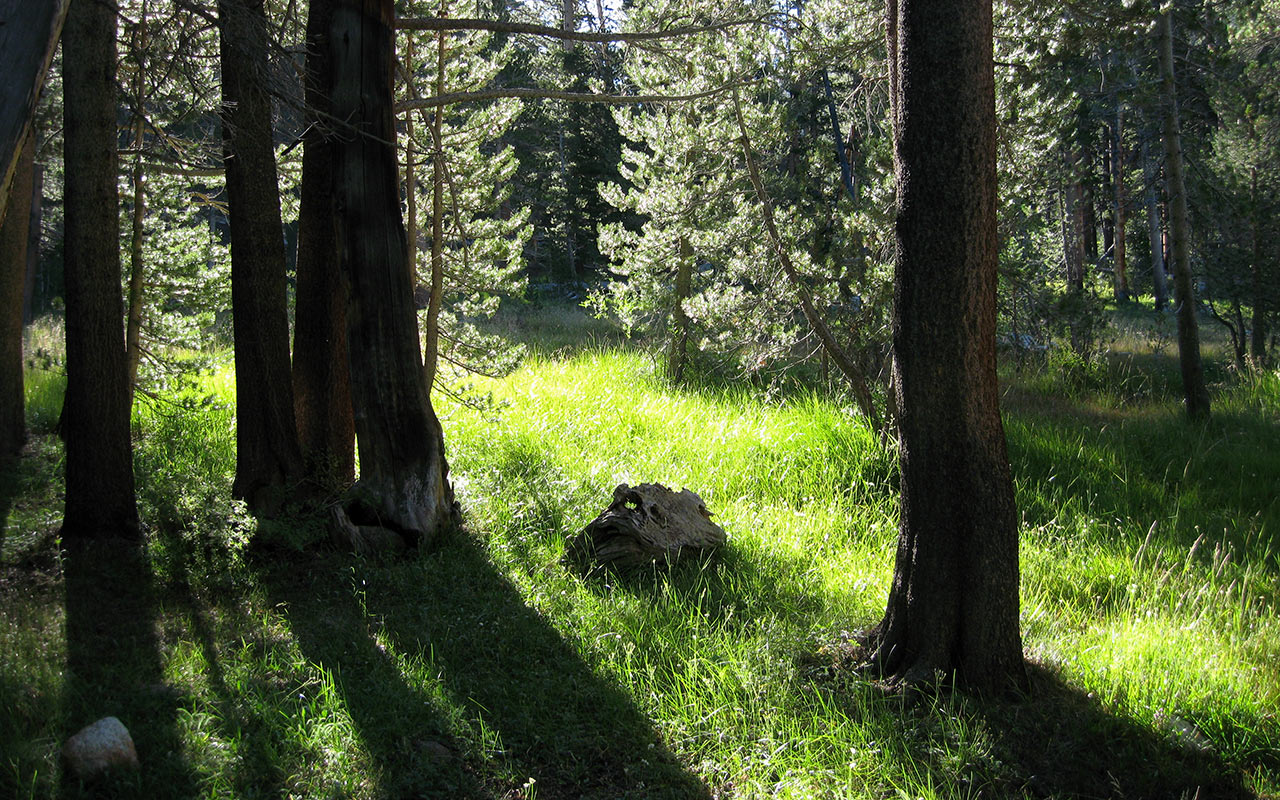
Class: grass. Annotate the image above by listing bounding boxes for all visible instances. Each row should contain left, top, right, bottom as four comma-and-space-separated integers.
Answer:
1, 306, 1278, 798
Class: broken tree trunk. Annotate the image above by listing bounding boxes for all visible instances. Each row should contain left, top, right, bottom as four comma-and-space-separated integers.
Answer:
568, 483, 727, 570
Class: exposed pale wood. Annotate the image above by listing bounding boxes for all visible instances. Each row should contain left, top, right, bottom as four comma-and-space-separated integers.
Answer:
568, 483, 726, 570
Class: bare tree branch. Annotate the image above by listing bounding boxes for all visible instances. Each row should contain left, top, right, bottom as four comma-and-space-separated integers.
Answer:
396, 81, 751, 111
394, 15, 774, 43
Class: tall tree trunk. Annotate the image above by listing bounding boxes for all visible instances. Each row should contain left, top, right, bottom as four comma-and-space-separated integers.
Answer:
1249, 167, 1268, 366
0, 132, 34, 458
1157, 8, 1211, 421
331, 0, 455, 544
867, 0, 1025, 694
61, 0, 139, 538
293, 0, 355, 490
21, 161, 42, 325
1141, 136, 1168, 310
220, 0, 305, 510
1110, 105, 1129, 303
1062, 169, 1085, 294
124, 1, 149, 405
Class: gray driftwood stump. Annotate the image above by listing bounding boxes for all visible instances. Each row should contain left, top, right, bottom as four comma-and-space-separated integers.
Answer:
568, 483, 726, 570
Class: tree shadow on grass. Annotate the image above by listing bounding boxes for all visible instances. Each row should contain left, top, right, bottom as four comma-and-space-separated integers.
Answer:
809, 646, 1260, 799
263, 536, 709, 800
59, 538, 199, 798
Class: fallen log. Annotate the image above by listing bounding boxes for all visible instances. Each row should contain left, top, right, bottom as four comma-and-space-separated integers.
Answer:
567, 482, 726, 571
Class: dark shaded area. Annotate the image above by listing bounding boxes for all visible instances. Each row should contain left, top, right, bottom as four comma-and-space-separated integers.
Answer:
59, 539, 197, 798
808, 644, 1256, 799
262, 537, 710, 800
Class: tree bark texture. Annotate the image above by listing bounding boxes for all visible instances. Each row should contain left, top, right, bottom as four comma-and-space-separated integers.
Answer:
1110, 107, 1129, 303
220, 0, 305, 510
294, 0, 355, 490
0, 132, 34, 458
124, 3, 149, 405
330, 0, 455, 544
21, 161, 41, 325
1156, 9, 1211, 421
61, 0, 139, 537
666, 236, 693, 382
1249, 168, 1268, 365
0, 0, 67, 224
870, 0, 1025, 694
1141, 136, 1168, 310
423, 17, 446, 388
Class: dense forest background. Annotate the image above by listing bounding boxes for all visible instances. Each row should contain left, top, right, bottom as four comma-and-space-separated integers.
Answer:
1, 0, 1279, 797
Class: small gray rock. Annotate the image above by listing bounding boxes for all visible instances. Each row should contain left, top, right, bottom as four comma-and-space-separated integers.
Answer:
62, 716, 139, 779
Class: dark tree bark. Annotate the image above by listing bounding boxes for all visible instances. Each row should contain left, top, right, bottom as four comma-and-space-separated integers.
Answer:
1110, 106, 1130, 303
0, 132, 33, 458
293, 0, 355, 490
220, 0, 305, 510
0, 0, 66, 224
1249, 168, 1268, 366
124, 1, 149, 405
866, 0, 1025, 694
21, 161, 41, 325
330, 0, 455, 544
666, 236, 693, 383
61, 0, 139, 538
1156, 8, 1211, 421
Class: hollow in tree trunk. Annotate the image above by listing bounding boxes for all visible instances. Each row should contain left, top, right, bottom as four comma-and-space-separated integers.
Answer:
865, 0, 1025, 695
330, 0, 455, 544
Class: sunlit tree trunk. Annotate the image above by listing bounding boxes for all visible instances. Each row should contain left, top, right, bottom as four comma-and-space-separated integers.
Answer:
423, 13, 447, 388
220, 0, 305, 510
666, 236, 693, 382
61, 0, 139, 538
331, 0, 456, 544
1157, 8, 1211, 421
867, 0, 1025, 694
293, 0, 356, 490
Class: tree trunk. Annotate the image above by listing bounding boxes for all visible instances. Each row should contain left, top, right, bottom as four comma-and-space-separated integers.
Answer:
21, 160, 42, 325
1141, 136, 1168, 310
293, 0, 355, 490
1156, 8, 1211, 421
0, 0, 67, 225
1110, 106, 1129, 303
666, 236, 693, 382
867, 0, 1025, 695
61, 0, 139, 538
330, 0, 455, 544
1249, 167, 1267, 366
0, 132, 33, 458
220, 0, 305, 511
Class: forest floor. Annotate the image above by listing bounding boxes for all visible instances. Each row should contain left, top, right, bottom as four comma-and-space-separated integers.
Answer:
2, 301, 1278, 799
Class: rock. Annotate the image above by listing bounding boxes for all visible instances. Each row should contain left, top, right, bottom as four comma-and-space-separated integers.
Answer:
62, 716, 139, 779
567, 483, 727, 571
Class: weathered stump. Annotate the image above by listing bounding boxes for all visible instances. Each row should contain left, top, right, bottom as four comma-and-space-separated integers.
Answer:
568, 483, 726, 570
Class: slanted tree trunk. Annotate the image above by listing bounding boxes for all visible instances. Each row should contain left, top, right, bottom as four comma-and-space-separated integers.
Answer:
330, 0, 455, 544
293, 0, 355, 490
866, 0, 1025, 695
423, 13, 447, 387
1156, 8, 1210, 421
1141, 136, 1168, 310
61, 0, 139, 538
0, 0, 67, 224
0, 132, 34, 458
220, 0, 305, 510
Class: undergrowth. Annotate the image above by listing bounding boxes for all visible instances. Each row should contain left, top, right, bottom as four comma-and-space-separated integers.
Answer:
1, 308, 1277, 798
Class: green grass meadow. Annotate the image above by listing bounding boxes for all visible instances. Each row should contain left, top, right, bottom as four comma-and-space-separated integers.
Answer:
2, 308, 1278, 798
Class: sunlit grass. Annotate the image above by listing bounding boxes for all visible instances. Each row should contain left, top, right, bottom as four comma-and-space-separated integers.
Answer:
3, 309, 1278, 797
